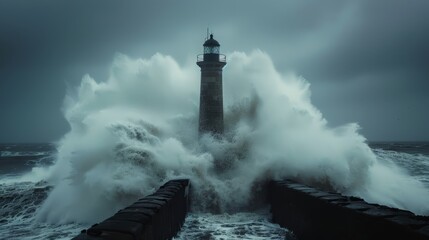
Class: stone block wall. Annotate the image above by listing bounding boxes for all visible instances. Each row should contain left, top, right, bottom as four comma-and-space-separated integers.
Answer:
72, 179, 190, 240
269, 180, 429, 240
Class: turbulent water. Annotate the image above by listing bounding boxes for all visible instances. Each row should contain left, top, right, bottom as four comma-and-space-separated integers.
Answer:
0, 144, 84, 239
175, 211, 290, 240
1, 51, 429, 239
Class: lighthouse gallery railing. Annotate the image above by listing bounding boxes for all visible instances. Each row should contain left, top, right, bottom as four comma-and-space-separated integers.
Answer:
197, 54, 226, 63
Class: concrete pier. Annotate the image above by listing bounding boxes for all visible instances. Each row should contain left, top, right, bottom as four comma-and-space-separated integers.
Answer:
73, 179, 190, 240
269, 179, 429, 240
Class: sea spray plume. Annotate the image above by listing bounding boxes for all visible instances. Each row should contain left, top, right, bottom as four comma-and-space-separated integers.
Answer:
223, 51, 429, 214
37, 51, 429, 224
222, 51, 374, 192
36, 53, 205, 223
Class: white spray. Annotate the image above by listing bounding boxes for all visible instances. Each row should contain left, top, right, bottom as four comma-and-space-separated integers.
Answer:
36, 51, 429, 224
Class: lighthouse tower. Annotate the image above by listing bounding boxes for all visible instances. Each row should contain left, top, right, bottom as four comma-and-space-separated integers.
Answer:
197, 34, 226, 135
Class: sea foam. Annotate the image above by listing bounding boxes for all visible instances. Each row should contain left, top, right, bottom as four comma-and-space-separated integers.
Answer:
36, 51, 429, 224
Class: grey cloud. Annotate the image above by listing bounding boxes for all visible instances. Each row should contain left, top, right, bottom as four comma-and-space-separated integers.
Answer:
301, 0, 429, 80
0, 0, 428, 142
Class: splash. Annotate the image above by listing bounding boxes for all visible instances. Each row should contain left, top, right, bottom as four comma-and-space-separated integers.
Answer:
36, 51, 429, 224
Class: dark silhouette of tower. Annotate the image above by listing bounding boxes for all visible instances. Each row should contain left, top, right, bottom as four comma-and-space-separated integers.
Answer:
197, 34, 226, 135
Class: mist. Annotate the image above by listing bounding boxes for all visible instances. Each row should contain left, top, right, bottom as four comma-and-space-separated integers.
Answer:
32, 51, 429, 224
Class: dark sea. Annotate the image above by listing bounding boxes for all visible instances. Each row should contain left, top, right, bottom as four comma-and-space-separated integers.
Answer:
1, 142, 428, 239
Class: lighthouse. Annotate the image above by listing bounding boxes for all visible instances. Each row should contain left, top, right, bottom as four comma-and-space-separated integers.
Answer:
197, 34, 226, 135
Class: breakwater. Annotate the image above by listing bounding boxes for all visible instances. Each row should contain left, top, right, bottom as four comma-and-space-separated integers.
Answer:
269, 179, 429, 240
72, 179, 190, 240
71, 178, 429, 240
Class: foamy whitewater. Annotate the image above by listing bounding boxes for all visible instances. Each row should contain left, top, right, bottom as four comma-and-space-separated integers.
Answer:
2, 51, 428, 239
38, 51, 429, 221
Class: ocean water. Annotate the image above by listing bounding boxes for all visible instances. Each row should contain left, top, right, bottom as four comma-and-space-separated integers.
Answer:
2, 51, 428, 239
0, 143, 84, 239
1, 142, 428, 239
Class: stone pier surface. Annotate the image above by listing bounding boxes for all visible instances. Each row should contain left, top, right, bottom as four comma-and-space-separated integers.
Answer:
269, 179, 429, 240
72, 179, 190, 240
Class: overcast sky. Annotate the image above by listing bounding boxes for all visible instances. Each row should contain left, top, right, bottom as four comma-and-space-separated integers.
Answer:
1, 0, 428, 142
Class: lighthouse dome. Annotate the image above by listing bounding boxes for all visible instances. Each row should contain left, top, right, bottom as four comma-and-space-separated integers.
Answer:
203, 34, 220, 47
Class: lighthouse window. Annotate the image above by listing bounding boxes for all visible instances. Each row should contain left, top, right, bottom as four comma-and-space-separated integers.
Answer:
204, 46, 220, 54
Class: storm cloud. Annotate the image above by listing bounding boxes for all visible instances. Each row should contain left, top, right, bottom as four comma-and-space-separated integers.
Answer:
1, 0, 428, 142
